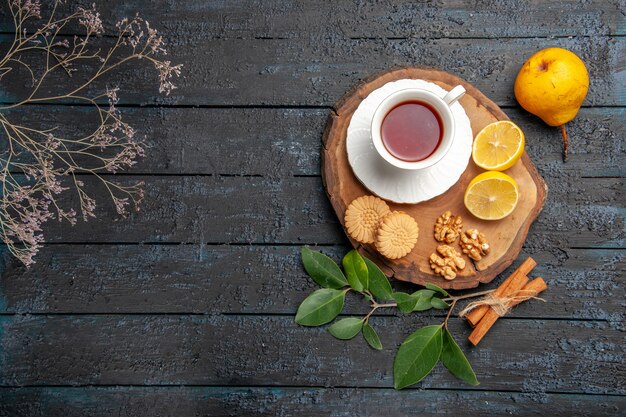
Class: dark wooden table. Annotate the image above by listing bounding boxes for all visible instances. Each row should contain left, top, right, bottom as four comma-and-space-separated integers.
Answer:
0, 1, 624, 415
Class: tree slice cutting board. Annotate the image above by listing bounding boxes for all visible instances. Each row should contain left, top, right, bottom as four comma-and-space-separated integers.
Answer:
321, 67, 547, 290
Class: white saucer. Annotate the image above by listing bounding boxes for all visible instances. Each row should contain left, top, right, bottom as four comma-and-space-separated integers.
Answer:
346, 79, 473, 204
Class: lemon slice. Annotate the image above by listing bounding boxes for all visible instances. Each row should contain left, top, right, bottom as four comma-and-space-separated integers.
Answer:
464, 171, 519, 220
472, 121, 525, 171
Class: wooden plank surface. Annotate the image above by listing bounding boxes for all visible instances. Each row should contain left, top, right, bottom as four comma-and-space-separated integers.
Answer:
0, 387, 623, 417
0, 245, 623, 321
3, 0, 624, 38
5, 106, 623, 177
0, 315, 623, 394
0, 0, 623, 415
2, 36, 624, 106
30, 175, 623, 248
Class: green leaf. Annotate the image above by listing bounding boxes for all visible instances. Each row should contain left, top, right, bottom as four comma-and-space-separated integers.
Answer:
426, 283, 449, 297
364, 257, 393, 301
328, 317, 363, 340
393, 292, 417, 313
430, 297, 451, 310
412, 290, 435, 312
394, 325, 443, 390
342, 250, 368, 292
301, 247, 348, 289
442, 328, 479, 386
295, 288, 346, 326
363, 323, 383, 350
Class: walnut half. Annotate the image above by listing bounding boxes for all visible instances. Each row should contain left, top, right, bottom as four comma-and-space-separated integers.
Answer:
429, 244, 466, 280
434, 211, 463, 244
460, 229, 490, 261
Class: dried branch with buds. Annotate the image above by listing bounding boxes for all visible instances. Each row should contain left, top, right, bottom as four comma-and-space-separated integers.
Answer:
0, 0, 182, 266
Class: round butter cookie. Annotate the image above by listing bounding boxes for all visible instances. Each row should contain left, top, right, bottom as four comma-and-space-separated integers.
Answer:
344, 195, 391, 244
375, 211, 419, 259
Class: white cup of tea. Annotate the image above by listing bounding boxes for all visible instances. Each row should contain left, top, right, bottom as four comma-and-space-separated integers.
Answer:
371, 85, 466, 170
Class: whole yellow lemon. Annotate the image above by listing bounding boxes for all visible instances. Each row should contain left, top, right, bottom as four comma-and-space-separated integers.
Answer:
514, 47, 589, 160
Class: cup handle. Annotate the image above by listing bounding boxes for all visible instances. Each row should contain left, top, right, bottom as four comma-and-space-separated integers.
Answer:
442, 85, 466, 106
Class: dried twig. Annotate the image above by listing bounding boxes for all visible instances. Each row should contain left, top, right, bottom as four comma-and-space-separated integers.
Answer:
0, 0, 182, 265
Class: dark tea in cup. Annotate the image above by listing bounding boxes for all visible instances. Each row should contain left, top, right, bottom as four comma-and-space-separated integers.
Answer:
380, 101, 443, 162
370, 85, 465, 170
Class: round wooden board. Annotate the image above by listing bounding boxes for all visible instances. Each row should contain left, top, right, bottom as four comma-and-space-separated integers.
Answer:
321, 67, 547, 290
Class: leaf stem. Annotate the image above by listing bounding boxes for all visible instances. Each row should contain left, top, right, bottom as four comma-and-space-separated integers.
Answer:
360, 287, 493, 325
441, 289, 494, 329
372, 302, 398, 308
443, 299, 457, 329
363, 307, 377, 323
442, 289, 494, 302
363, 300, 397, 322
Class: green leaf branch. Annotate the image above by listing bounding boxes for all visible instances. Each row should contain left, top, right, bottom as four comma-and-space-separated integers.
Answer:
295, 247, 493, 389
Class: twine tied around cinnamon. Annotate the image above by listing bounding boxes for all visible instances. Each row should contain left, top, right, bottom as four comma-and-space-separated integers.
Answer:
459, 288, 546, 318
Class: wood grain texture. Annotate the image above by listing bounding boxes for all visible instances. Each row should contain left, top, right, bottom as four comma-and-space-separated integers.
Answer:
1, 36, 623, 106
0, 315, 623, 394
0, 245, 623, 323
0, 1, 623, 414
322, 67, 546, 289
0, 387, 623, 417
3, 106, 624, 177
32, 175, 623, 249
3, 0, 623, 38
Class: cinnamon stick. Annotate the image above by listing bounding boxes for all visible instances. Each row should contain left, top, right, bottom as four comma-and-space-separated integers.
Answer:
468, 277, 547, 346
466, 257, 537, 327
